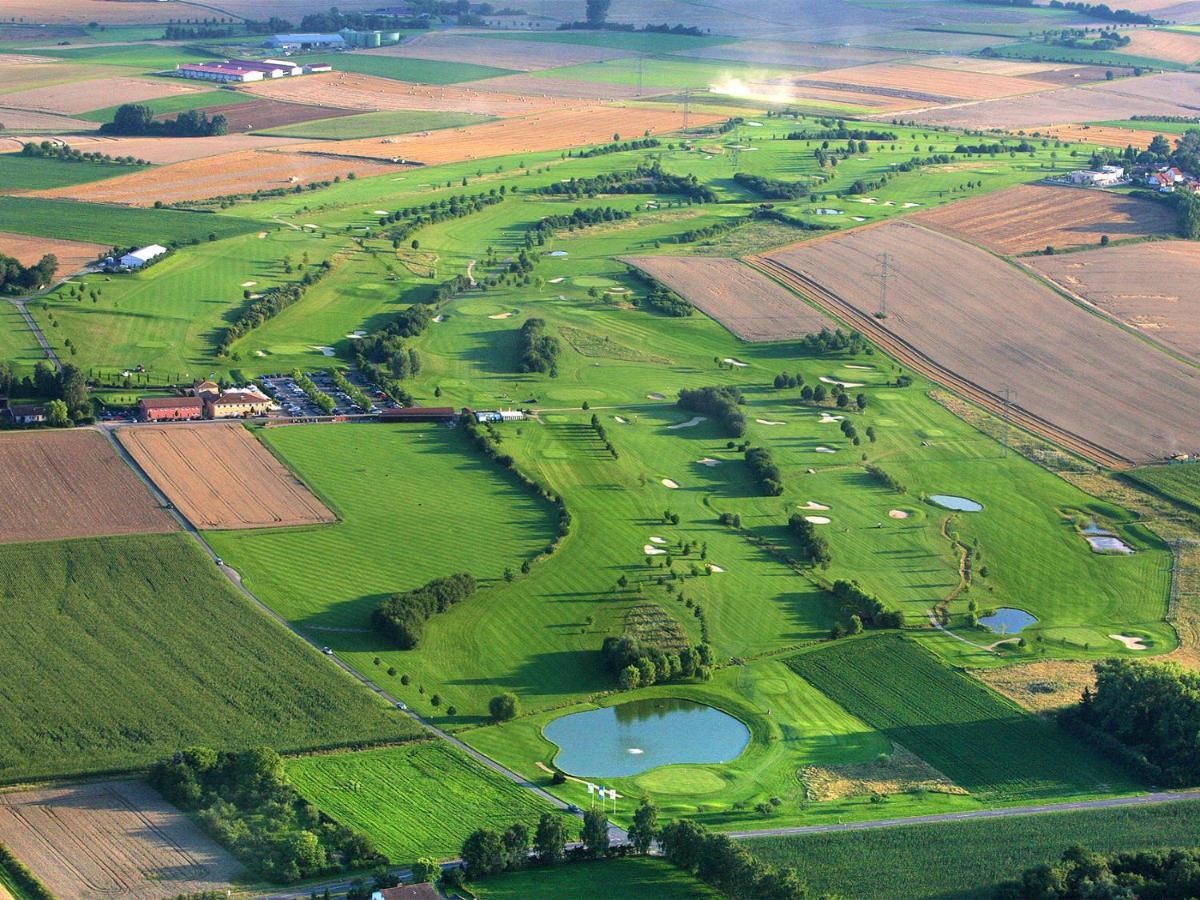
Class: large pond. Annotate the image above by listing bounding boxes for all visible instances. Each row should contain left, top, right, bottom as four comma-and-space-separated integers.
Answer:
544, 698, 750, 778
930, 494, 983, 512
979, 607, 1037, 634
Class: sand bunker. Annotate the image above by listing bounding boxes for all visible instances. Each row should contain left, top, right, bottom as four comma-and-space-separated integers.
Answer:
346, 330, 366, 339
820, 376, 865, 388
819, 414, 844, 424
488, 311, 517, 319
240, 281, 256, 287
805, 515, 831, 524
548, 277, 564, 283
1109, 634, 1147, 650
708, 564, 725, 572
668, 417, 705, 430
889, 509, 910, 519
373, 209, 388, 215
649, 536, 667, 544
723, 357, 749, 367
647, 392, 666, 400
801, 501, 830, 510
698, 457, 721, 467
845, 364, 873, 370
432, 315, 445, 323
815, 446, 837, 453
756, 418, 786, 426
644, 545, 667, 555
614, 415, 629, 424
312, 346, 335, 356
661, 478, 680, 489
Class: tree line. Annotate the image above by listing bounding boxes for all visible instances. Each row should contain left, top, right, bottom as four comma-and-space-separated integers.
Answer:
573, 137, 660, 158
21, 140, 145, 166
534, 162, 716, 203
733, 172, 809, 200
601, 634, 712, 690
0, 252, 57, 295
517, 317, 562, 375
745, 446, 784, 496
382, 188, 506, 248
373, 573, 476, 650
998, 844, 1200, 898
102, 104, 228, 138
677, 385, 746, 437
219, 261, 332, 356
0, 361, 89, 426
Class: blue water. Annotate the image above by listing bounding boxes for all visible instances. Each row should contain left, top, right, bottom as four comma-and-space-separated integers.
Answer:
930, 494, 983, 512
978, 607, 1037, 634
544, 698, 750, 778
1087, 535, 1134, 554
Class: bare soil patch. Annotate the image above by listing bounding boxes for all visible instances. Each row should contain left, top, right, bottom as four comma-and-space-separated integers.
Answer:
196, 98, 360, 133
622, 255, 831, 341
1029, 241, 1200, 362
118, 422, 335, 530
365, 32, 634, 70
1, 76, 205, 116
760, 220, 1200, 464
0, 779, 240, 900
971, 660, 1097, 712
1026, 65, 1137, 86
914, 183, 1176, 254
0, 430, 176, 543
0, 231, 108, 271
286, 105, 720, 166
796, 62, 1052, 101
1121, 28, 1200, 64
35, 148, 405, 205
243, 71, 571, 117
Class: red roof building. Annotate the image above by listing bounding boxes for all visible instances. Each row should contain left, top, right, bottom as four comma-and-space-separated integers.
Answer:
138, 397, 205, 421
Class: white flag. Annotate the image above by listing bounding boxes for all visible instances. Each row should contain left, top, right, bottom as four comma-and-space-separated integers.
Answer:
609, 789, 618, 800
586, 783, 595, 794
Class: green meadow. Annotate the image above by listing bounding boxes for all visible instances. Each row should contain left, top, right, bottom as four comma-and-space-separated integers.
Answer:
0, 534, 414, 783
531, 57, 813, 90
305, 53, 517, 84
471, 858, 720, 898
1092, 118, 1200, 135
28, 43, 219, 69
0, 303, 44, 373
1125, 464, 1200, 514
0, 196, 258, 245
990, 41, 1185, 69
0, 153, 149, 191
78, 89, 251, 123
260, 109, 492, 140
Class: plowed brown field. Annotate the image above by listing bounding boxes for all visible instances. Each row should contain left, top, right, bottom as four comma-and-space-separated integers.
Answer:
0, 109, 99, 133
34, 148, 406, 205
796, 62, 1052, 101
1120, 29, 1200, 65
622, 255, 831, 341
200, 98, 360, 132
0, 780, 240, 900
1, 76, 205, 115
0, 231, 107, 271
1029, 241, 1200, 362
118, 422, 335, 530
0, 430, 176, 543
759, 221, 1200, 464
286, 104, 719, 165
914, 184, 1176, 254
243, 71, 572, 117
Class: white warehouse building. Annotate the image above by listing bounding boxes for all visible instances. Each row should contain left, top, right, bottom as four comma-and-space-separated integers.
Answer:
120, 245, 168, 268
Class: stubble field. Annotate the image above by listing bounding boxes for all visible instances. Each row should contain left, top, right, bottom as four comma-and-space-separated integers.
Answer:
0, 132, 309, 165
0, 231, 108, 270
118, 423, 336, 530
796, 62, 1054, 101
0, 430, 176, 544
1118, 29, 1200, 65
0, 75, 204, 116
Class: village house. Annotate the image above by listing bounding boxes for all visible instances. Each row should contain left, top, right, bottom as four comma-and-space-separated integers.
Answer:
138, 397, 204, 422
190, 379, 220, 399
1068, 165, 1123, 187
205, 388, 273, 419
371, 884, 440, 900
1146, 166, 1187, 192
7, 404, 46, 425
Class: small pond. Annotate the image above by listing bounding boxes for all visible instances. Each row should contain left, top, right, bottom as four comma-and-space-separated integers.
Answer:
978, 607, 1037, 634
930, 494, 983, 512
544, 698, 749, 778
1086, 534, 1134, 554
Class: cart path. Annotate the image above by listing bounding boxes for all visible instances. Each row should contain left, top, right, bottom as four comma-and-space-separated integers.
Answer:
8, 298, 61, 371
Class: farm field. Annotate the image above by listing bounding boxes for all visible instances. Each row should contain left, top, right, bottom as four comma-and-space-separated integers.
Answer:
0, 230, 107, 271
914, 183, 1177, 254
367, 32, 637, 70
0, 132, 310, 165
78, 89, 251, 123
745, 798, 1200, 899
1028, 240, 1200, 362
1034, 122, 1168, 149
528, 56, 815, 93
1125, 464, 1200, 513
796, 62, 1055, 101
0, 109, 97, 133
1090, 117, 1200, 135
298, 52, 518, 85
0, 196, 258, 245
202, 99, 362, 134
0, 62, 142, 96
0, 430, 175, 544
1118, 28, 1200, 65
761, 220, 1200, 464
0, 74, 205, 116
621, 255, 833, 341
988, 40, 1185, 70
285, 742, 568, 863
0, 780, 240, 900
676, 39, 902, 68
0, 533, 414, 782
787, 635, 1134, 801
0, 153, 148, 192
117, 423, 336, 530
471, 858, 719, 898
261, 108, 494, 140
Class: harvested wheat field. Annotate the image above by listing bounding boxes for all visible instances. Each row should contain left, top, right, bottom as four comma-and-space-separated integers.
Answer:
0, 780, 240, 900
913, 57, 1077, 77
1029, 241, 1200, 362
118, 423, 335, 530
1033, 122, 1167, 149
34, 148, 405, 205
1, 132, 308, 164
365, 32, 635, 70
796, 62, 1053, 101
679, 40, 902, 69
915, 184, 1177, 255
243, 71, 572, 117
462, 73, 650, 101
622, 255, 831, 342
759, 220, 1200, 464
1120, 28, 1200, 65
0, 430, 176, 543
0, 63, 134, 97
287, 105, 721, 166
0, 0, 191, 22
0, 231, 108, 271
1, 76, 205, 116
0, 109, 99, 133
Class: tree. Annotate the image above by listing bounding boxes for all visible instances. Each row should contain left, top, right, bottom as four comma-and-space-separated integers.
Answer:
46, 398, 70, 427
628, 798, 658, 854
501, 823, 529, 870
581, 809, 609, 857
461, 828, 505, 876
659, 819, 708, 869
586, 0, 611, 25
411, 857, 440, 884
619, 665, 641, 691
534, 812, 567, 864
59, 363, 89, 418
489, 692, 520, 721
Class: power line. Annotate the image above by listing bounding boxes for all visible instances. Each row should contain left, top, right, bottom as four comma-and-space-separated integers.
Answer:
869, 252, 896, 319
1000, 385, 1014, 456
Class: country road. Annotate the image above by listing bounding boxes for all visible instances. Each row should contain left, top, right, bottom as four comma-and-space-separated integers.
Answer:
7, 298, 61, 371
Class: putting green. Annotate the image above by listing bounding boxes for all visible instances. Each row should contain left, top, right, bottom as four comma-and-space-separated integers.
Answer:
636, 766, 726, 795
754, 677, 791, 696
456, 300, 508, 316
875, 392, 901, 401
573, 275, 618, 288
921, 429, 948, 438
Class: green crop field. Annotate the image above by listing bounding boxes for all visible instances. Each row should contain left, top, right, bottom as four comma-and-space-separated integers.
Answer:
0, 153, 149, 191
787, 636, 1134, 801
480, 30, 734, 52
989, 41, 1185, 69
472, 858, 720, 898
286, 741, 569, 863
746, 799, 1200, 899
1091, 118, 1200, 134
0, 196, 258, 245
28, 43, 219, 69
78, 89, 251, 123
305, 53, 518, 84
1125, 464, 1200, 514
0, 533, 414, 783
261, 109, 494, 140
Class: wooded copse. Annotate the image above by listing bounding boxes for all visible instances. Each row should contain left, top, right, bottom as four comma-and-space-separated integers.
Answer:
517, 318, 561, 375
677, 386, 746, 436
0, 252, 57, 294
102, 104, 228, 137
373, 573, 477, 649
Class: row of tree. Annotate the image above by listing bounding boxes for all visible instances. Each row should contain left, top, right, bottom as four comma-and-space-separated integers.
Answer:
102, 104, 227, 138
517, 317, 561, 375
601, 634, 712, 690
788, 513, 831, 567
638, 280, 693, 317
660, 818, 808, 899
534, 163, 716, 203
0, 252, 57, 295
998, 845, 1200, 898
21, 140, 144, 166
745, 446, 784, 496
218, 261, 332, 355
372, 573, 477, 650
732, 172, 809, 200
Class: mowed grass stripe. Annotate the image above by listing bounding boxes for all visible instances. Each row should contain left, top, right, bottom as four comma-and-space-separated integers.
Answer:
285, 741, 567, 863
787, 635, 1134, 800
0, 154, 151, 191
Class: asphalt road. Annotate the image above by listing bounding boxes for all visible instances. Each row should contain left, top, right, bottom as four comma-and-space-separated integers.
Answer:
8, 298, 60, 371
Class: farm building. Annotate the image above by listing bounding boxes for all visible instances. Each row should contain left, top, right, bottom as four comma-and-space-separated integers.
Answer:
176, 63, 264, 83
138, 397, 204, 422
378, 406, 457, 423
475, 409, 525, 423
190, 379, 220, 399
206, 389, 273, 419
265, 33, 346, 51
340, 28, 403, 48
6, 404, 46, 425
371, 884, 439, 900
303, 62, 333, 74
481, 14, 558, 28
1068, 167, 1123, 187
226, 58, 302, 78
119, 245, 167, 268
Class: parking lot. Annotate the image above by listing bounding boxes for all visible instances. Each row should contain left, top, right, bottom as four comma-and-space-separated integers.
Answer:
259, 370, 397, 418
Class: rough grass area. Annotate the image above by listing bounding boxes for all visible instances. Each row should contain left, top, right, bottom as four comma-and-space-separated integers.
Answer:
261, 109, 493, 140
787, 635, 1134, 801
285, 741, 568, 863
745, 799, 1200, 899
0, 153, 149, 191
471, 857, 720, 898
0, 533, 414, 783
0, 196, 257, 245
1125, 465, 1200, 515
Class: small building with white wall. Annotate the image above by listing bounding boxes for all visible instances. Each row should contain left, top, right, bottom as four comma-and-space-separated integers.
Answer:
120, 245, 167, 269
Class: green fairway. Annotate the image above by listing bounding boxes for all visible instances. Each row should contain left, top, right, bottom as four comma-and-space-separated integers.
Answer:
0, 153, 149, 191
0, 302, 45, 373
0, 196, 258, 245
471, 857, 720, 898
1125, 464, 1200, 514
78, 89, 251, 123
745, 799, 1200, 899
787, 635, 1135, 801
261, 109, 494, 140
303, 53, 518, 84
286, 741, 569, 863
0, 533, 414, 783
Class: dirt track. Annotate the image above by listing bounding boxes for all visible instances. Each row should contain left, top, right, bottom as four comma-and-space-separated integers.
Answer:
0, 780, 239, 899
756, 221, 1200, 466
0, 430, 176, 543
118, 422, 335, 530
